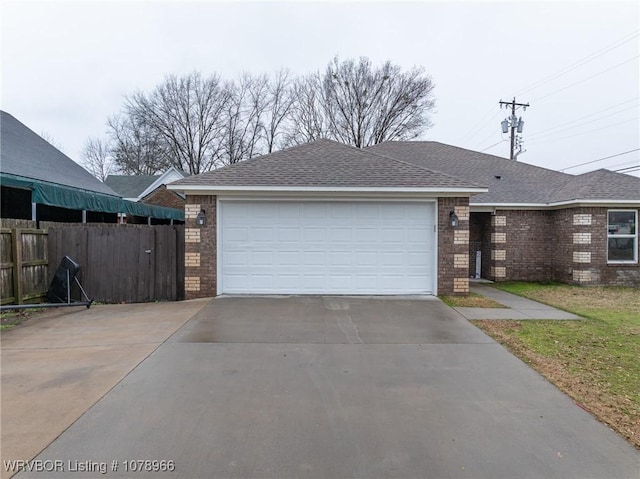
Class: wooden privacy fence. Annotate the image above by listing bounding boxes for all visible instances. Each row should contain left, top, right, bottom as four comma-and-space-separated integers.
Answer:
48, 225, 185, 303
0, 228, 49, 305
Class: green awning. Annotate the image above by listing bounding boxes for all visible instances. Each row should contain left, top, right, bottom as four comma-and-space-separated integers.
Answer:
1, 173, 184, 221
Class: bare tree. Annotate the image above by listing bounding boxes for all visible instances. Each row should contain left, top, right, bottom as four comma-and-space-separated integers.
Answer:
40, 131, 66, 153
91, 59, 437, 175
288, 57, 436, 147
285, 74, 328, 146
263, 69, 295, 153
81, 137, 116, 181
221, 73, 270, 165
108, 114, 170, 175
124, 72, 231, 174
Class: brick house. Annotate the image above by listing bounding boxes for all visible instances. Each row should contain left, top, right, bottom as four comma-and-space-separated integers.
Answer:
369, 142, 639, 287
169, 139, 639, 299
105, 167, 187, 224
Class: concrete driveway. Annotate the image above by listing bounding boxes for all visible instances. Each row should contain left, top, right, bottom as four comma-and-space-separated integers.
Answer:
6, 296, 639, 479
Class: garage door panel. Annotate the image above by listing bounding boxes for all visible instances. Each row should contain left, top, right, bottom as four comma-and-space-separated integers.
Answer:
220, 201, 435, 294
301, 275, 324, 289
302, 251, 325, 266
250, 251, 274, 265
302, 228, 325, 242
252, 227, 275, 242
355, 251, 377, 266
407, 251, 431, 266
276, 251, 299, 265
407, 227, 429, 243
223, 226, 249, 242
225, 251, 247, 266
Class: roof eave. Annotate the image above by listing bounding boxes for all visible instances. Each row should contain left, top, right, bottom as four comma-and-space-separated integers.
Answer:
168, 184, 488, 196
471, 199, 640, 210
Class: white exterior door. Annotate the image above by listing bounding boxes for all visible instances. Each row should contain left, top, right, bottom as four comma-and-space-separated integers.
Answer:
219, 200, 436, 294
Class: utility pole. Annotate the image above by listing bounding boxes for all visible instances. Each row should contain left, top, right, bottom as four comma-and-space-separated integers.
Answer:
499, 98, 530, 160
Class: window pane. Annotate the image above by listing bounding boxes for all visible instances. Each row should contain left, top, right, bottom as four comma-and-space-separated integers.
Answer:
608, 237, 636, 261
608, 211, 636, 235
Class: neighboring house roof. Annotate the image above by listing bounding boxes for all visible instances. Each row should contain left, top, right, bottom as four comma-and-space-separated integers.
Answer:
368, 141, 640, 205
106, 167, 187, 201
0, 110, 119, 196
105, 175, 160, 198
0, 111, 183, 221
170, 139, 486, 192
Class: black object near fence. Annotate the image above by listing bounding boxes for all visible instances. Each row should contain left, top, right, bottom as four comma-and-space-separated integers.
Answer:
47, 225, 184, 303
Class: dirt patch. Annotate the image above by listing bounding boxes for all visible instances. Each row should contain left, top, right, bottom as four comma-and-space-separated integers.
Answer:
440, 292, 505, 308
1, 309, 44, 329
475, 319, 640, 450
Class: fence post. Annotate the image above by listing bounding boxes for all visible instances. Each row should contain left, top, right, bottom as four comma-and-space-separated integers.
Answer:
11, 228, 23, 305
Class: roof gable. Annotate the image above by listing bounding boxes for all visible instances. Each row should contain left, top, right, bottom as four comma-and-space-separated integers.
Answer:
107, 167, 188, 200
0, 111, 119, 196
105, 175, 160, 198
171, 139, 484, 191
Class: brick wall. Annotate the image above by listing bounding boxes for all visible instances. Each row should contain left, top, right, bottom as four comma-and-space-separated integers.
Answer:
551, 208, 575, 283
556, 207, 639, 286
488, 207, 639, 286
184, 195, 217, 299
141, 185, 186, 210
438, 197, 470, 295
493, 210, 554, 282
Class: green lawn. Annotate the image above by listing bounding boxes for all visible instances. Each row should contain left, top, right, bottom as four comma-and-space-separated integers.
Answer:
473, 282, 640, 448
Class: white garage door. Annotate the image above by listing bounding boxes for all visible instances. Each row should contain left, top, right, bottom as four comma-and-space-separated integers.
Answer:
219, 201, 436, 295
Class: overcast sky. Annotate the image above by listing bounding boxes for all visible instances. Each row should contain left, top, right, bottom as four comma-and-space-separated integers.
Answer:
2, 1, 639, 177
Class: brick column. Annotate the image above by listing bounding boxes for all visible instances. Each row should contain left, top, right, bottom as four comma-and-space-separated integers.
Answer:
438, 197, 470, 295
571, 213, 594, 284
490, 213, 507, 281
184, 195, 217, 299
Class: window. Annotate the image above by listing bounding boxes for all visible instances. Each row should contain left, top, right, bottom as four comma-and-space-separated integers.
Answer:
607, 210, 637, 263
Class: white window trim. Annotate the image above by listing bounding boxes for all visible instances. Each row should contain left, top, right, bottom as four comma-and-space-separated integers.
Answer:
607, 209, 638, 264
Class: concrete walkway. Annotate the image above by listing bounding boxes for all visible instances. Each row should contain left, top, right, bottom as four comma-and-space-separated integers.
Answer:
454, 284, 582, 320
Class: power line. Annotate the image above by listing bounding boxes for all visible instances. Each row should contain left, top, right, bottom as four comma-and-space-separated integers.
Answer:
604, 160, 640, 170
460, 109, 502, 144
473, 127, 503, 150
514, 30, 639, 97
530, 55, 639, 103
525, 98, 638, 138
526, 104, 639, 141
480, 139, 507, 153
615, 166, 640, 173
614, 165, 640, 172
528, 117, 638, 146
560, 148, 640, 171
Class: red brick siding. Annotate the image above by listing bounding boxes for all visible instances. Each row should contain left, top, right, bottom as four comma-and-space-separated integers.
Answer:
141, 185, 186, 210
184, 195, 217, 299
487, 207, 639, 286
550, 208, 574, 283
566, 207, 639, 286
438, 197, 470, 295
497, 210, 554, 282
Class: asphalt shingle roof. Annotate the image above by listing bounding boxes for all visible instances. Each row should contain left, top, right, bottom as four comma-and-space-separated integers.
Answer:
1, 111, 118, 196
105, 175, 160, 198
368, 141, 640, 204
172, 139, 484, 190
550, 169, 640, 202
